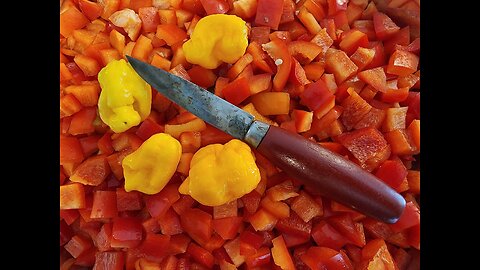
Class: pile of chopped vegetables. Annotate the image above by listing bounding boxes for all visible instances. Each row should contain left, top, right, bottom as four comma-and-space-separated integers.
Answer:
60, 0, 420, 269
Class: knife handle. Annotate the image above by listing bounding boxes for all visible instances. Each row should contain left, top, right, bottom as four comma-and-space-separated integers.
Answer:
256, 125, 406, 224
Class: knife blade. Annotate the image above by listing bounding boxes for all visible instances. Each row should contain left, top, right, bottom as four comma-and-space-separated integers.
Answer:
126, 55, 406, 224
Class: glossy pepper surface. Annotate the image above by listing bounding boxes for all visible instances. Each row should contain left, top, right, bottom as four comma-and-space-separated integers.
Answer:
179, 139, 260, 206
122, 133, 182, 194
97, 59, 151, 133
182, 14, 249, 69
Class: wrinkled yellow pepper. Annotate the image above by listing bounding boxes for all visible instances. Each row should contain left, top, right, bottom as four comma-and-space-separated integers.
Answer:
122, 133, 182, 194
97, 59, 151, 133
183, 14, 249, 69
179, 139, 260, 206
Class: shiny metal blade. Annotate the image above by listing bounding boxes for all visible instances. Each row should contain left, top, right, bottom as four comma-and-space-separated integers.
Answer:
126, 56, 254, 140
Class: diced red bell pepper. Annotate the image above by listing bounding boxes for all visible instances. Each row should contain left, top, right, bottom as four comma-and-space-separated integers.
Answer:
301, 246, 353, 270
383, 24, 410, 52
222, 77, 252, 105
407, 223, 420, 250
145, 183, 180, 218
271, 235, 295, 270
262, 38, 292, 91
64, 234, 92, 258
69, 154, 111, 186
60, 183, 86, 210
340, 88, 372, 130
390, 201, 420, 232
325, 48, 358, 84
357, 67, 389, 93
156, 24, 188, 46
90, 190, 118, 219
387, 49, 419, 76
288, 40, 322, 65
188, 65, 218, 88
339, 29, 369, 56
300, 79, 334, 112
375, 159, 408, 189
260, 196, 290, 219
311, 220, 349, 250
373, 12, 400, 40
68, 106, 97, 135
292, 109, 313, 133
266, 180, 299, 201
60, 135, 85, 165
275, 212, 312, 238
255, 0, 284, 30
158, 207, 183, 235
187, 242, 215, 268
336, 127, 389, 168
353, 107, 385, 130
249, 208, 279, 231
94, 223, 113, 252
359, 239, 396, 270
290, 190, 323, 223
289, 58, 309, 86
180, 208, 213, 244
384, 128, 418, 155
60, 219, 74, 246
350, 47, 375, 71
365, 41, 387, 69
136, 233, 171, 262
245, 246, 271, 268
138, 7, 161, 33
327, 213, 366, 247
92, 251, 125, 270
199, 0, 229, 15
241, 189, 262, 214
111, 217, 144, 248
213, 216, 243, 240
382, 107, 408, 132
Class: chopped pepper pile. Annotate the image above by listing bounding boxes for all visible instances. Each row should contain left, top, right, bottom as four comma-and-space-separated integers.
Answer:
60, 0, 421, 269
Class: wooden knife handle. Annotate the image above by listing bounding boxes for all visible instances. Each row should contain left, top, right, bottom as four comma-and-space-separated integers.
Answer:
256, 125, 406, 223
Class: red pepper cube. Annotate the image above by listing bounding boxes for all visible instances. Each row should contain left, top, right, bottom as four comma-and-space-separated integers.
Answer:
360, 239, 396, 269
339, 29, 369, 56
64, 234, 93, 258
60, 183, 86, 210
158, 207, 183, 235
222, 77, 252, 106
93, 251, 125, 270
255, 0, 283, 30
387, 49, 419, 76
340, 88, 372, 131
245, 246, 271, 268
90, 190, 118, 219
111, 217, 143, 248
262, 38, 292, 91
145, 183, 181, 218
69, 154, 111, 186
311, 220, 349, 250
213, 216, 243, 240
373, 12, 400, 40
375, 159, 408, 189
275, 212, 312, 239
293, 109, 313, 133
327, 213, 366, 247
290, 190, 323, 223
180, 208, 213, 244
187, 242, 215, 268
389, 202, 420, 233
249, 208, 278, 231
60, 135, 85, 165
271, 235, 295, 270
136, 233, 171, 263
94, 223, 113, 252
301, 246, 353, 270
325, 48, 358, 84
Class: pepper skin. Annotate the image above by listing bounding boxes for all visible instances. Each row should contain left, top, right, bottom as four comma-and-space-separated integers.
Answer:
179, 139, 261, 206
122, 133, 182, 194
182, 14, 249, 69
97, 59, 151, 133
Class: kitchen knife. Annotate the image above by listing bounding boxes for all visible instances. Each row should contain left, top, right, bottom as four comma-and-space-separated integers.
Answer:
126, 55, 406, 224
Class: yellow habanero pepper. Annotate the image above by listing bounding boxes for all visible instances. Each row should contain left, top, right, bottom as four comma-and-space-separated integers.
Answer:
179, 139, 260, 206
182, 14, 249, 69
97, 59, 151, 133
122, 133, 182, 194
